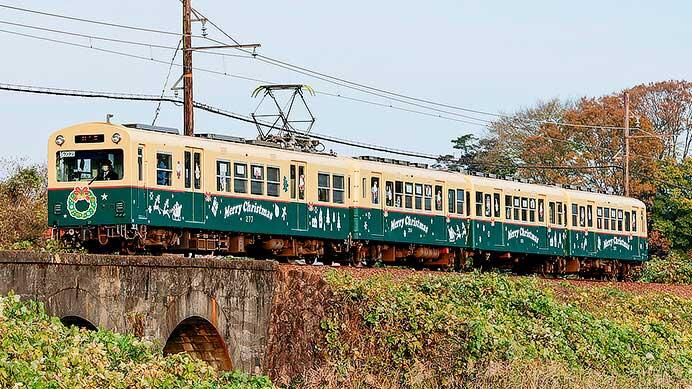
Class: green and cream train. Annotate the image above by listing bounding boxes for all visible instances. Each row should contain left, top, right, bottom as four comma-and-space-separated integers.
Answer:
48, 122, 648, 276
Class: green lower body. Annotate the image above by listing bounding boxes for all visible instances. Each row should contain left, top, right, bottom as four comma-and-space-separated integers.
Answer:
48, 188, 647, 261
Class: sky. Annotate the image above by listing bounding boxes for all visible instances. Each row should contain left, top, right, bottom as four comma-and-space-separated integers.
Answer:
1, 0, 690, 163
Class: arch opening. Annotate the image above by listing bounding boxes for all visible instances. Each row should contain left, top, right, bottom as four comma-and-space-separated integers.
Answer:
163, 316, 233, 371
60, 315, 97, 331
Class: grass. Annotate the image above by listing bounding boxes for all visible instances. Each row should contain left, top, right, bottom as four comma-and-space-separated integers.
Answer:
315, 270, 692, 388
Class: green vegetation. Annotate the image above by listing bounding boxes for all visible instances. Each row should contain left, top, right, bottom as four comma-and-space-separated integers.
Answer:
320, 270, 692, 388
0, 293, 273, 388
639, 252, 692, 285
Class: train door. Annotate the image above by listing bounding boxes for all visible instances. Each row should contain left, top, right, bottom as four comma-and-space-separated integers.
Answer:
369, 173, 384, 237
291, 162, 308, 230
538, 194, 547, 250
435, 180, 447, 243
185, 148, 205, 223
492, 189, 504, 247
587, 201, 596, 253
135, 145, 149, 220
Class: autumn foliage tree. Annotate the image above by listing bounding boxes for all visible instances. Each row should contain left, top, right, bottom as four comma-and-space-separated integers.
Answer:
442, 80, 692, 256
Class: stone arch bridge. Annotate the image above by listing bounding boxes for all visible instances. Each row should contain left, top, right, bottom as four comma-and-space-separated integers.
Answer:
0, 251, 295, 373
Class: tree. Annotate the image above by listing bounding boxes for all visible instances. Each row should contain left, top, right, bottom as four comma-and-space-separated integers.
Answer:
630, 80, 692, 160
649, 158, 692, 252
0, 160, 48, 248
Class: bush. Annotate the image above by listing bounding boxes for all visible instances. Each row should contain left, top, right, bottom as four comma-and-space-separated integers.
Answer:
0, 293, 273, 388
639, 252, 692, 285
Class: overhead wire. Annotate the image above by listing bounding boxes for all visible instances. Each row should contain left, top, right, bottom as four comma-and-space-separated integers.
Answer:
152, 38, 182, 125
0, 2, 639, 132
0, 82, 624, 171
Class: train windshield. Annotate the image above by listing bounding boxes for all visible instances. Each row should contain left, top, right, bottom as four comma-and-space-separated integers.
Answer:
56, 149, 124, 182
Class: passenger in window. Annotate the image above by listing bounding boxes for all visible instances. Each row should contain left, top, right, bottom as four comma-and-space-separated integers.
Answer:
436, 189, 442, 209
157, 159, 168, 185
386, 183, 393, 204
98, 160, 118, 180
371, 179, 379, 203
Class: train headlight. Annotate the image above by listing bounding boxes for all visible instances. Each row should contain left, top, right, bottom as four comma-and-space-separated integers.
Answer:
111, 133, 122, 144
55, 135, 65, 146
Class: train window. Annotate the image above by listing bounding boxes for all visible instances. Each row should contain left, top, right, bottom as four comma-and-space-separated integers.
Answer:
624, 211, 631, 232
395, 181, 403, 208
362, 178, 367, 199
193, 152, 201, 190
56, 149, 124, 182
505, 195, 512, 219
587, 205, 593, 227
521, 198, 528, 221
529, 198, 536, 222
435, 185, 443, 211
386, 181, 394, 207
556, 202, 563, 225
538, 199, 545, 223
184, 151, 191, 188
298, 166, 305, 200
405, 183, 414, 209
333, 175, 345, 204
604, 208, 610, 230
414, 184, 423, 210
424, 185, 432, 211
549, 202, 555, 224
371, 177, 380, 205
318, 173, 330, 202
475, 192, 483, 217
571, 204, 578, 227
632, 210, 637, 232
611, 210, 617, 231
513, 196, 520, 220
579, 206, 586, 227
448, 189, 455, 214
466, 191, 471, 216
597, 207, 603, 229
156, 153, 172, 186
267, 167, 280, 197
485, 194, 492, 218
216, 161, 231, 192
137, 147, 143, 181
290, 165, 296, 199
492, 193, 500, 218
234, 163, 248, 193
251, 165, 264, 195
484, 193, 492, 217
617, 209, 624, 231
457, 189, 464, 215
348, 177, 351, 199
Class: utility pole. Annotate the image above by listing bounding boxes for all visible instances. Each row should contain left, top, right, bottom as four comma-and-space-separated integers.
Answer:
182, 0, 194, 136
179, 0, 261, 137
623, 91, 630, 197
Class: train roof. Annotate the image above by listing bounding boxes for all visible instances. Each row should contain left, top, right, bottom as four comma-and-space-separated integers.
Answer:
50, 122, 646, 208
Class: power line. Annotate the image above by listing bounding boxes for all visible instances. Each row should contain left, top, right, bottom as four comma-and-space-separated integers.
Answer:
152, 38, 182, 125
0, 23, 639, 156
190, 5, 637, 132
0, 82, 624, 171
0, 19, 254, 58
0, 2, 638, 132
0, 82, 437, 159
0, 3, 207, 39
0, 26, 490, 127
0, 28, 268, 83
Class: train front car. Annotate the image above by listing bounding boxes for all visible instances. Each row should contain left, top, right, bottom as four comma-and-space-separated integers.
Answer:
48, 122, 134, 252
